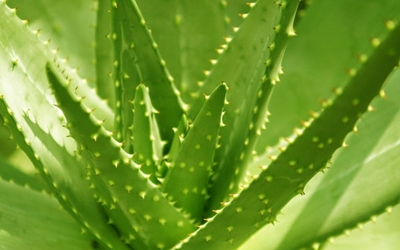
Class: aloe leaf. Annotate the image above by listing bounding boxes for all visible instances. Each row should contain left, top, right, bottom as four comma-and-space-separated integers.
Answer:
135, 0, 226, 105
0, 2, 114, 131
112, 0, 184, 145
0, 157, 45, 192
0, 118, 16, 158
0, 178, 98, 250
242, 1, 400, 247
133, 0, 180, 91
158, 114, 189, 179
160, 0, 225, 105
175, 20, 400, 250
188, 0, 279, 117
278, 81, 400, 250
205, 0, 299, 213
0, 96, 130, 250
162, 83, 227, 222
258, 0, 400, 150
323, 207, 400, 250
95, 0, 115, 106
0, 3, 127, 249
243, 72, 400, 250
222, 0, 252, 35
167, 114, 189, 163
111, 0, 135, 144
7, 0, 97, 86
47, 63, 196, 249
132, 84, 164, 184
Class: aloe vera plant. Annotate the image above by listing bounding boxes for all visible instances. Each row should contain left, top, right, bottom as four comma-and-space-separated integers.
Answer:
1, 0, 400, 249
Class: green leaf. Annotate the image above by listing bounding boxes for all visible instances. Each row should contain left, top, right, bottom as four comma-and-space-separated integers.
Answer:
132, 84, 164, 184
323, 206, 400, 250
204, 0, 299, 213
162, 83, 227, 222
0, 177, 97, 250
0, 96, 129, 250
242, 0, 400, 246
167, 114, 189, 163
176, 19, 400, 250
136, 0, 226, 105
242, 71, 400, 250
112, 0, 184, 146
95, 0, 115, 105
222, 1, 252, 35
258, 0, 400, 149
0, 157, 45, 192
0, 122, 16, 158
47, 63, 197, 249
0, 3, 126, 248
7, 0, 97, 86
158, 114, 190, 179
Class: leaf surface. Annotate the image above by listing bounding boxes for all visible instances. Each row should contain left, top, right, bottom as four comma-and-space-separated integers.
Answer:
162, 83, 227, 221
176, 19, 400, 250
0, 177, 96, 250
47, 63, 196, 249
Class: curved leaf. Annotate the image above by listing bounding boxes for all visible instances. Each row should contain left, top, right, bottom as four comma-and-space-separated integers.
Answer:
176, 20, 400, 250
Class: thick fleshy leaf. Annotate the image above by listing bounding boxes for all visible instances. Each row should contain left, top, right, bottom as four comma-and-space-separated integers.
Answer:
176, 19, 400, 250
0, 3, 126, 249
0, 157, 45, 192
7, 0, 97, 86
204, 0, 299, 214
112, 0, 184, 146
135, 0, 226, 105
47, 63, 196, 249
0, 177, 97, 250
162, 83, 227, 222
132, 84, 164, 184
95, 0, 115, 105
241, 0, 400, 248
241, 70, 400, 250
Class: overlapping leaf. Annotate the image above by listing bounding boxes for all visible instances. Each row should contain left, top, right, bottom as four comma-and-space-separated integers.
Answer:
0, 3, 125, 249
176, 20, 400, 250
47, 63, 196, 249
0, 177, 96, 250
162, 83, 227, 222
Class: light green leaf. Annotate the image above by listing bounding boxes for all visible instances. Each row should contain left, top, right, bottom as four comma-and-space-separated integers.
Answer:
241, 73, 400, 249
205, 0, 299, 213
112, 0, 184, 145
47, 63, 196, 249
132, 84, 164, 184
0, 157, 45, 192
162, 83, 227, 222
176, 18, 400, 250
7, 0, 97, 86
0, 177, 97, 250
0, 3, 126, 248
136, 0, 226, 105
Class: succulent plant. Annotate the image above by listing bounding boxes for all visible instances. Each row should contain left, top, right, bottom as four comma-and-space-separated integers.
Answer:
1, 0, 400, 249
